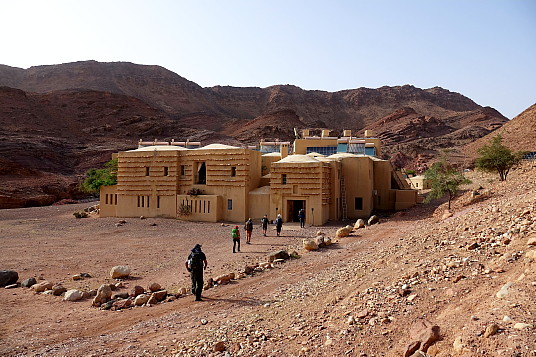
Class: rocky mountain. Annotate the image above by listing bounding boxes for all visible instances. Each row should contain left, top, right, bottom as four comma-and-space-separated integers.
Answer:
0, 61, 511, 208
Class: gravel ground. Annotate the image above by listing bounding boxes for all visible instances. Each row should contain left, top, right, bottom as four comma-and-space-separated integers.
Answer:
0, 163, 535, 356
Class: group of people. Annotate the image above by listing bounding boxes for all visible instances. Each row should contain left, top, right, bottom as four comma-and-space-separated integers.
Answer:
186, 211, 307, 301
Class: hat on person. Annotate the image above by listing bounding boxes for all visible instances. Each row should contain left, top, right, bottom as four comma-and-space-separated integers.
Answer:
235, 225, 239, 229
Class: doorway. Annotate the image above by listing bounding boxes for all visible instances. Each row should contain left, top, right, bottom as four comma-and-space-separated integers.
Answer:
287, 200, 305, 222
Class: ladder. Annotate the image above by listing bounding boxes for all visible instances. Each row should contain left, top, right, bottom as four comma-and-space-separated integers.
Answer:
340, 175, 348, 220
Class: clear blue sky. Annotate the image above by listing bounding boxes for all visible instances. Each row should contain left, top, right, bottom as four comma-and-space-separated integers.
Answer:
1, 0, 534, 118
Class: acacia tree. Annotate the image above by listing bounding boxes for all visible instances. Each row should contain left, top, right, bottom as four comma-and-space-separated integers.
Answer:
81, 158, 118, 194
475, 134, 522, 181
424, 156, 471, 209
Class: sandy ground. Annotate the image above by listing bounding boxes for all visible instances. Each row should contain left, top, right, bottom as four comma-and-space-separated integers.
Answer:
1, 164, 535, 357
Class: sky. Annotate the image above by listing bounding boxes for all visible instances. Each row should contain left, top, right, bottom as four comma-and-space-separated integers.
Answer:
1, 0, 535, 119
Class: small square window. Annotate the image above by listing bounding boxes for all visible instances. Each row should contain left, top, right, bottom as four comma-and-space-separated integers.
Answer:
227, 199, 233, 210
282, 174, 287, 185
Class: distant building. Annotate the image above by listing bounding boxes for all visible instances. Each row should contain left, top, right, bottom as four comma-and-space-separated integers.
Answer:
100, 129, 417, 225
406, 175, 431, 191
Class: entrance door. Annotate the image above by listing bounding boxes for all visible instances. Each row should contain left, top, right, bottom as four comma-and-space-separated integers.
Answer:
287, 200, 306, 222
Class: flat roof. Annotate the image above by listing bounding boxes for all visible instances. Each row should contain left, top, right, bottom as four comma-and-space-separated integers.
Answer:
128, 145, 189, 152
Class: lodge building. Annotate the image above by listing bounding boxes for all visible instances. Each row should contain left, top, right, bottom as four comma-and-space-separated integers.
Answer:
100, 129, 417, 225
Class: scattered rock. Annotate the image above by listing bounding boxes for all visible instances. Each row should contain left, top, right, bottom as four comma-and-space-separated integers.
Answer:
244, 265, 256, 275
215, 274, 233, 285
113, 299, 132, 310
336, 226, 352, 238
496, 282, 512, 298
151, 290, 168, 302
513, 323, 533, 330
303, 238, 319, 251
63, 289, 83, 301
268, 250, 290, 262
52, 284, 67, 296
73, 211, 88, 218
132, 285, 145, 297
467, 242, 480, 250
32, 281, 53, 293
147, 294, 158, 305
502, 315, 512, 323
72, 274, 82, 281
92, 284, 112, 307
315, 235, 326, 248
354, 219, 365, 229
368, 215, 380, 225
213, 341, 226, 352
82, 290, 97, 299
453, 336, 465, 353
483, 323, 499, 337
21, 277, 37, 288
110, 265, 130, 279
5, 284, 18, 289
527, 236, 536, 246
112, 292, 129, 300
0, 270, 19, 287
405, 319, 440, 355
134, 294, 150, 306
148, 282, 161, 292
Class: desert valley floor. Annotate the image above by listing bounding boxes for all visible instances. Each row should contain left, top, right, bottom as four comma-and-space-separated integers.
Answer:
0, 165, 535, 357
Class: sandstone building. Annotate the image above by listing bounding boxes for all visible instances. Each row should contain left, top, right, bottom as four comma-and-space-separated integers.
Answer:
100, 130, 417, 225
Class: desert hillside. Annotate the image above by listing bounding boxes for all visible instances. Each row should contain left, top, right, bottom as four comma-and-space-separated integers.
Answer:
0, 61, 510, 207
463, 103, 536, 160
0, 161, 534, 356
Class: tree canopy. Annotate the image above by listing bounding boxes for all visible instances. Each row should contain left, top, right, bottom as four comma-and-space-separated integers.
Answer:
475, 134, 522, 181
81, 158, 118, 194
424, 156, 471, 210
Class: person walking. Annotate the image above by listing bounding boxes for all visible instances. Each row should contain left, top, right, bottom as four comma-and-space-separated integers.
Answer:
260, 214, 269, 236
232, 225, 240, 253
185, 244, 207, 301
244, 218, 253, 244
298, 208, 306, 228
275, 214, 283, 236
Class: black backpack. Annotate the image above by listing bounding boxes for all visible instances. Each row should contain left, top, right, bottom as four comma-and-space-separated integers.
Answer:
188, 251, 204, 270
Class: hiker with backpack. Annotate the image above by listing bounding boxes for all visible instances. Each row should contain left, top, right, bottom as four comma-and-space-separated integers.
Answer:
185, 244, 208, 301
260, 214, 269, 236
244, 218, 253, 244
232, 225, 241, 253
275, 214, 283, 236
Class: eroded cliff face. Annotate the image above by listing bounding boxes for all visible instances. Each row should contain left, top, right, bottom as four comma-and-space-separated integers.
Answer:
0, 61, 512, 208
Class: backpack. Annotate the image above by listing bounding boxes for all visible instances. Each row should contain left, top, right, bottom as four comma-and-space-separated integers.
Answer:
232, 228, 239, 239
188, 251, 204, 270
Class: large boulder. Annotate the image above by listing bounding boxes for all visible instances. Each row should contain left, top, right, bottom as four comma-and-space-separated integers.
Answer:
303, 238, 319, 251
63, 289, 83, 301
32, 281, 53, 293
315, 236, 326, 248
92, 284, 112, 306
110, 266, 131, 279
268, 250, 290, 263
113, 299, 132, 310
336, 226, 352, 238
0, 270, 19, 287
21, 277, 37, 288
354, 219, 366, 229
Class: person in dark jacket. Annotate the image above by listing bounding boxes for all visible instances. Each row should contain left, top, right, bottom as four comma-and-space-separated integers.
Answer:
260, 214, 269, 236
298, 208, 306, 228
244, 218, 253, 244
185, 244, 207, 301
275, 214, 283, 236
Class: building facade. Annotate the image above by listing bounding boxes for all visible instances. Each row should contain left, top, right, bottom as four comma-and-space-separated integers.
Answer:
100, 130, 417, 225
